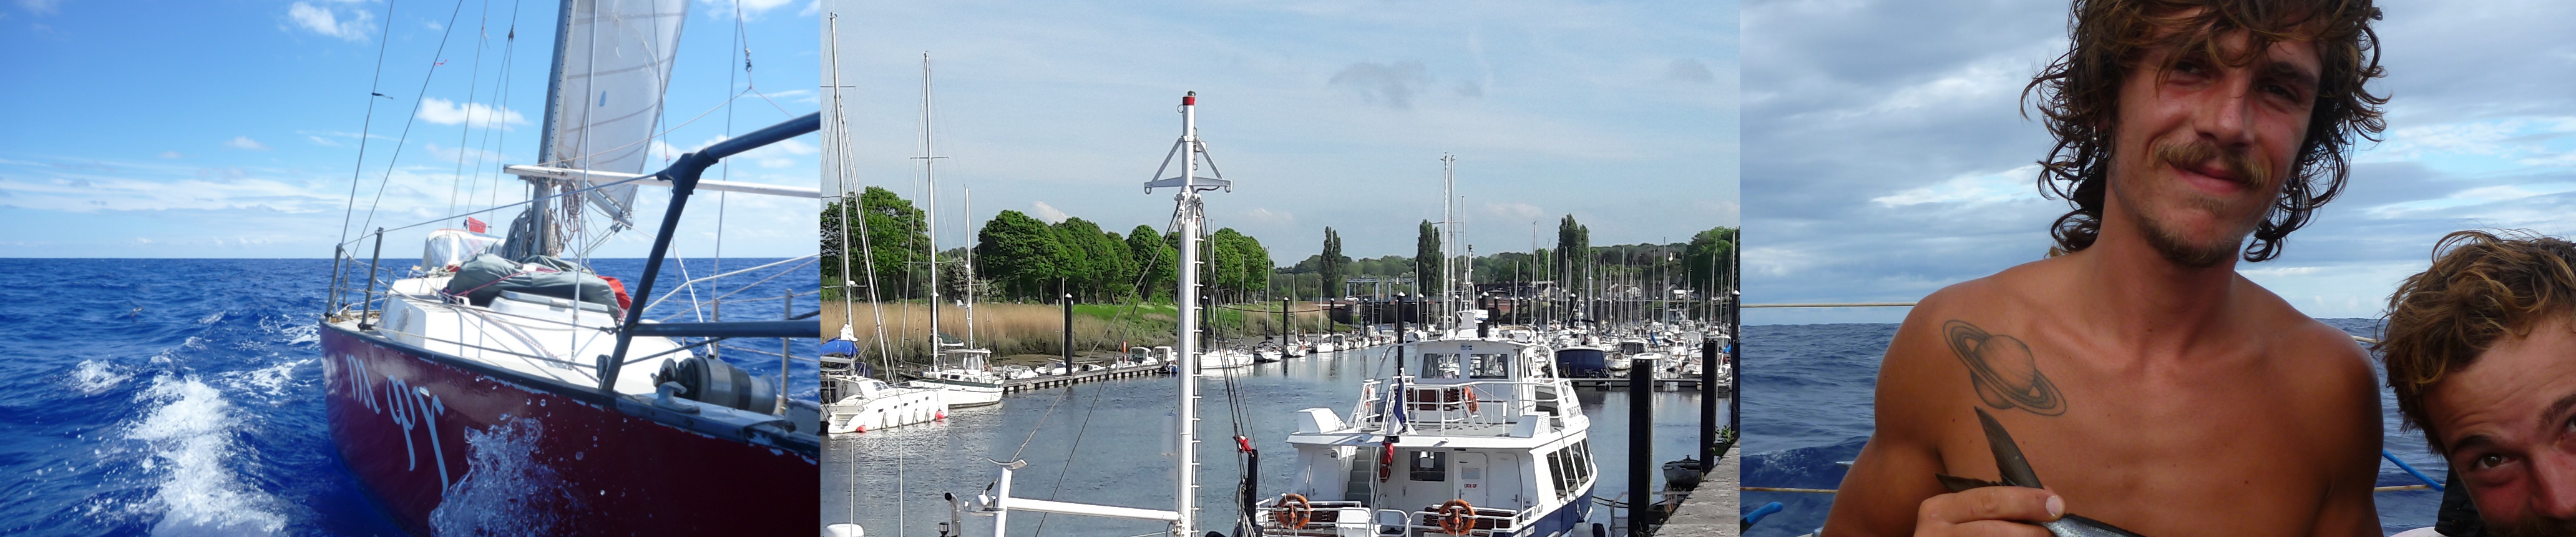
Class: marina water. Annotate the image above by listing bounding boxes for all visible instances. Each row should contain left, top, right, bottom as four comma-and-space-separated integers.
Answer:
1739, 320, 2445, 537
0, 258, 816, 536
828, 345, 1729, 536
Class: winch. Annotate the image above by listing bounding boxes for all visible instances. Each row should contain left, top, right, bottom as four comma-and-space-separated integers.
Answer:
653, 356, 775, 413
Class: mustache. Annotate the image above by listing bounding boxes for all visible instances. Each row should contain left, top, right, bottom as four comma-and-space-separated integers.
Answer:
2152, 137, 2275, 190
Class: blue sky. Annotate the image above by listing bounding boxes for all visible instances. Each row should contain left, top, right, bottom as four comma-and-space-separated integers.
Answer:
0, 0, 821, 259
822, 0, 1739, 262
1744, 0, 2576, 324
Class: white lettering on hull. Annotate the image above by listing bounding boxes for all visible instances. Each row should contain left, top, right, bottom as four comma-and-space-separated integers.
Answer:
339, 351, 454, 488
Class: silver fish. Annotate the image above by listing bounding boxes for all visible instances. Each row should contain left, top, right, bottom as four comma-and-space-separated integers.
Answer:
1933, 408, 2151, 537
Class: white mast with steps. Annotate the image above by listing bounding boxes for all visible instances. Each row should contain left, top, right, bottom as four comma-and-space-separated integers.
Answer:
975, 91, 1230, 536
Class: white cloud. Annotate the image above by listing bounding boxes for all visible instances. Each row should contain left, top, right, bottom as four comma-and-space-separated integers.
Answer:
424, 143, 505, 165
697, 0, 797, 19
2358, 117, 2576, 170
0, 173, 338, 214
223, 137, 270, 151
1242, 207, 1295, 226
1329, 61, 1433, 109
158, 151, 183, 159
286, 2, 374, 42
650, 140, 683, 163
1483, 201, 1544, 220
1030, 200, 1068, 223
18, 0, 61, 16
416, 98, 528, 127
764, 89, 817, 104
1871, 165, 2042, 207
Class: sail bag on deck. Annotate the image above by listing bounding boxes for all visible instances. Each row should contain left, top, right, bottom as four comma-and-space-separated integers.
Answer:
444, 254, 620, 309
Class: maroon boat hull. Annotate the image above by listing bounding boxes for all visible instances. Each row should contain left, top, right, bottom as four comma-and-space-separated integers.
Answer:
321, 323, 817, 536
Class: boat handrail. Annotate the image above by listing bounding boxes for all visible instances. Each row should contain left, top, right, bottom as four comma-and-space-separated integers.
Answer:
636, 254, 821, 313
1395, 505, 1523, 535
1348, 378, 1580, 433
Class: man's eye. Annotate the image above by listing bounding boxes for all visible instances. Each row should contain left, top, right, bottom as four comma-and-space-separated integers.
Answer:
2475, 453, 2508, 469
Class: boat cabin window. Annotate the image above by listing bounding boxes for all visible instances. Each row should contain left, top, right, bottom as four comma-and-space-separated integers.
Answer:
1408, 450, 1447, 481
1572, 442, 1594, 485
1468, 353, 1510, 378
1418, 352, 1511, 379
1546, 447, 1571, 499
1419, 353, 1463, 379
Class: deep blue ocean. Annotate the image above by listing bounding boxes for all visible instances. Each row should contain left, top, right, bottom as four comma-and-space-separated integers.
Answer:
1739, 320, 2447, 537
0, 258, 817, 537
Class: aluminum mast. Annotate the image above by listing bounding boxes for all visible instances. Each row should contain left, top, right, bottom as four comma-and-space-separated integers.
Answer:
975, 91, 1230, 537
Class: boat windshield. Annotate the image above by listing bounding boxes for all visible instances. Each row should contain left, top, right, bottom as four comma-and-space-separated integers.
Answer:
1418, 352, 1512, 379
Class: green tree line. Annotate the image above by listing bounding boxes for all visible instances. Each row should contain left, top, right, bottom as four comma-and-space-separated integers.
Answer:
822, 187, 1274, 304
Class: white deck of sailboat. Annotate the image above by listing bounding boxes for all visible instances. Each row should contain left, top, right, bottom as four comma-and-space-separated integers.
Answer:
368, 275, 680, 397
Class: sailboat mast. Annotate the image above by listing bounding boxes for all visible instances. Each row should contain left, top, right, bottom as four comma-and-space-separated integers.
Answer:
1171, 92, 1203, 537
1439, 153, 1457, 329
964, 187, 977, 348
919, 52, 943, 355
510, 0, 580, 259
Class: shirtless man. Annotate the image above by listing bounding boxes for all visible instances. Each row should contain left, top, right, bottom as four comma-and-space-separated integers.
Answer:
2379, 231, 2576, 537
1823, 1, 2390, 536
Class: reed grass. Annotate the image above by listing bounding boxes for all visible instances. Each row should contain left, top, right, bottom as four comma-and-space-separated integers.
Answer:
822, 301, 1349, 364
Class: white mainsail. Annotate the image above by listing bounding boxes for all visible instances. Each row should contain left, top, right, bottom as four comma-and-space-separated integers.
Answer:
538, 0, 689, 228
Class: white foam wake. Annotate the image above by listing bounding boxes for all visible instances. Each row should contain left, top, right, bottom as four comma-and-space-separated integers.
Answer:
126, 375, 286, 536
428, 415, 580, 537
218, 358, 309, 399
68, 360, 130, 395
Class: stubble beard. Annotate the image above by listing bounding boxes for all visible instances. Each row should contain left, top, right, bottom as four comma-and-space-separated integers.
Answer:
2117, 136, 2280, 268
2488, 515, 2576, 537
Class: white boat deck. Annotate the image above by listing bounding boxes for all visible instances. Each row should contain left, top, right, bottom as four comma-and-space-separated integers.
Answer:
367, 276, 681, 397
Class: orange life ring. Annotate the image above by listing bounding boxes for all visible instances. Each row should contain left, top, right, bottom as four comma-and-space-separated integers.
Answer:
1279, 493, 1314, 529
1435, 499, 1475, 535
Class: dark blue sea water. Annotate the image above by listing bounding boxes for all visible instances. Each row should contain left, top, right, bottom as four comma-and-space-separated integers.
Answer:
1739, 320, 2446, 537
0, 258, 817, 537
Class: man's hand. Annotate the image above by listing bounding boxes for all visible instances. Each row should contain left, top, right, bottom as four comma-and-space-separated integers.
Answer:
1914, 487, 2065, 537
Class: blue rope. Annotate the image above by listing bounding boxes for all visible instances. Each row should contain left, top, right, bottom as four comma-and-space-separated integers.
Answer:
1742, 501, 1785, 526
2383, 450, 2444, 491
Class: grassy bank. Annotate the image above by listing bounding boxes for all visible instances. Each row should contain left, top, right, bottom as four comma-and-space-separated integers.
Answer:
822, 301, 1349, 363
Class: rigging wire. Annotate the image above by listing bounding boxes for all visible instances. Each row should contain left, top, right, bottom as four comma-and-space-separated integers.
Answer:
336, 0, 402, 248
445, 0, 497, 224
466, 0, 524, 223
356, 0, 475, 240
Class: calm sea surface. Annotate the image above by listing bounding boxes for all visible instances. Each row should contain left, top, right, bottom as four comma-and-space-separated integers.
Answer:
827, 346, 1733, 536
1739, 320, 2445, 537
0, 258, 816, 536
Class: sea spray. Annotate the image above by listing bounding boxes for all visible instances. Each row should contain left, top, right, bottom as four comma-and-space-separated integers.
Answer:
126, 375, 287, 536
427, 415, 581, 537
69, 360, 130, 395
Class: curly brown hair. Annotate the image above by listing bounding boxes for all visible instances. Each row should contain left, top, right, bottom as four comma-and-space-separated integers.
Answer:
2025, 0, 2388, 261
2378, 230, 2576, 450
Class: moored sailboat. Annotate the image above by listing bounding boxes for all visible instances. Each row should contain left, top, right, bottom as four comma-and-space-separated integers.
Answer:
318, 1, 822, 533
